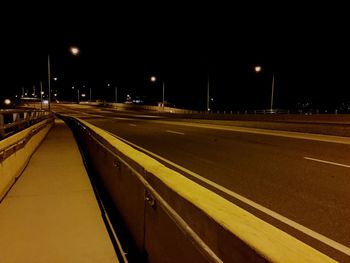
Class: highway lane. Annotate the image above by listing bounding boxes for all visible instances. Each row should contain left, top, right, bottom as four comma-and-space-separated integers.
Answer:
53, 104, 350, 261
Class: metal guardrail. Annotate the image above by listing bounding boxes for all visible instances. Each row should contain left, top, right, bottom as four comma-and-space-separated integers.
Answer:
0, 109, 52, 139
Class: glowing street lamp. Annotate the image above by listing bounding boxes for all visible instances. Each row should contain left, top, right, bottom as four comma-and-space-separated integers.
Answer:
150, 76, 165, 109
70, 47, 80, 56
255, 65, 275, 111
69, 47, 80, 102
48, 56, 51, 110
48, 47, 80, 109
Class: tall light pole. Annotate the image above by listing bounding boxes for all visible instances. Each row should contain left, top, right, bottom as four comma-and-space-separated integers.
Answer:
207, 75, 210, 112
150, 76, 165, 110
69, 46, 80, 103
77, 88, 80, 103
162, 81, 165, 110
270, 74, 275, 111
254, 65, 275, 111
40, 81, 43, 110
48, 55, 51, 111
47, 46, 80, 107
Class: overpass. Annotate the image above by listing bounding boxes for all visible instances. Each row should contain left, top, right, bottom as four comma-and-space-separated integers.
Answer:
1, 104, 349, 262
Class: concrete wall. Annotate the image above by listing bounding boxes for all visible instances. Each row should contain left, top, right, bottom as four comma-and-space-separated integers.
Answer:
69, 117, 336, 263
0, 119, 54, 200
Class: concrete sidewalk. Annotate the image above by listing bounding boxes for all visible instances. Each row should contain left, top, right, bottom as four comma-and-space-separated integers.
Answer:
0, 119, 118, 263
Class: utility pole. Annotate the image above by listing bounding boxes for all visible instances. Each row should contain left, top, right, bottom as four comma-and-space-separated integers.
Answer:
270, 74, 275, 111
207, 76, 210, 111
48, 55, 51, 111
40, 81, 43, 110
162, 81, 165, 110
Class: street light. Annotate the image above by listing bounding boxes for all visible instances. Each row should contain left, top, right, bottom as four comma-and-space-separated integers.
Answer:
40, 81, 43, 110
255, 65, 275, 111
207, 75, 210, 111
150, 76, 165, 109
48, 46, 80, 108
69, 47, 80, 103
48, 55, 51, 111
70, 47, 80, 56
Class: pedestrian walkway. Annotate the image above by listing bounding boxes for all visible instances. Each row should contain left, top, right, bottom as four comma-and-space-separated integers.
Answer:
0, 119, 118, 263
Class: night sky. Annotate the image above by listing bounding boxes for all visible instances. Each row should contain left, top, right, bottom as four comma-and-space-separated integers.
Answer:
2, 3, 350, 111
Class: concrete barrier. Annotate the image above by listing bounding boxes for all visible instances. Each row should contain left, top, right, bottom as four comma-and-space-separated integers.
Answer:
0, 118, 54, 200
104, 102, 194, 114
68, 116, 336, 262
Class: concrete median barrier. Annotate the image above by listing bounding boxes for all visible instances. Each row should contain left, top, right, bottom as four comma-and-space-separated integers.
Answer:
0, 118, 54, 200
68, 116, 336, 262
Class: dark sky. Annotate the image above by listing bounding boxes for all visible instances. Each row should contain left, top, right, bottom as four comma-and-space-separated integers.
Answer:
2, 3, 350, 110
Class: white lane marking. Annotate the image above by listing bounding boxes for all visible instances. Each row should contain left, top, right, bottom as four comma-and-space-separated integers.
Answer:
151, 120, 350, 145
54, 108, 104, 118
304, 157, 350, 168
129, 124, 137, 127
133, 114, 163, 118
105, 130, 350, 256
113, 117, 134, 120
166, 130, 185, 135
117, 113, 163, 118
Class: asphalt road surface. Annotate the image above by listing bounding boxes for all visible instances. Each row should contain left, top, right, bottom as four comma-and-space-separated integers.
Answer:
53, 104, 350, 262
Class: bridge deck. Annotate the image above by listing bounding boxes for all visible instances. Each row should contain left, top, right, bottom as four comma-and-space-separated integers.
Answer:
0, 119, 118, 263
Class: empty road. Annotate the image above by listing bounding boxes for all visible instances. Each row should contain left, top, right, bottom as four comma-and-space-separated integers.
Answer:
53, 104, 350, 262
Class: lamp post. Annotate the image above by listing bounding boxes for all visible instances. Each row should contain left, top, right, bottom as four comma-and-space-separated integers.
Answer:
77, 88, 80, 103
150, 76, 165, 110
48, 46, 80, 107
40, 81, 43, 110
270, 74, 275, 111
255, 65, 275, 111
207, 75, 210, 112
70, 47, 80, 103
162, 81, 165, 109
48, 55, 51, 111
